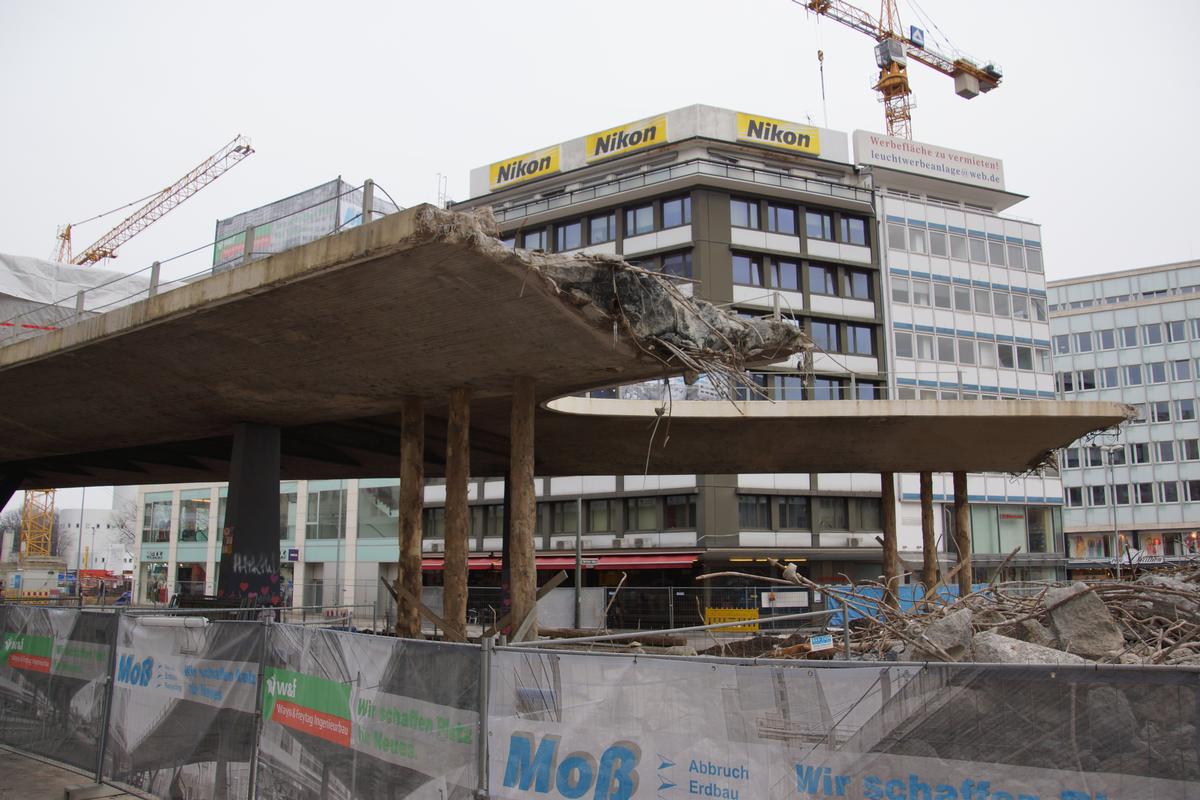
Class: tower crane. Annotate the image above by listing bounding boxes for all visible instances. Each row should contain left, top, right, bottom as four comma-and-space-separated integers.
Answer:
54, 134, 254, 264
799, 0, 1001, 139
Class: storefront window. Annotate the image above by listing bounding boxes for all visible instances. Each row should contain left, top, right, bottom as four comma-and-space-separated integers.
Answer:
970, 505, 999, 553
178, 489, 210, 542
307, 480, 347, 540
997, 508, 1027, 554
1026, 507, 1051, 553
358, 479, 399, 539
142, 492, 172, 543
1069, 534, 1109, 560
217, 487, 228, 539
140, 561, 167, 603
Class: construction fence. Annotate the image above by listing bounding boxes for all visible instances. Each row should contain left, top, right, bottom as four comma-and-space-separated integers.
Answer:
1, 603, 1197, 799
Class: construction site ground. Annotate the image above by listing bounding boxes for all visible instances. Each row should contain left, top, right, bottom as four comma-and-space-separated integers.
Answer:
0, 746, 142, 800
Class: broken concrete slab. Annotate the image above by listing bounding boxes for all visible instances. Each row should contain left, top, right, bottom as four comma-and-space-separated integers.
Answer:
904, 608, 973, 661
1044, 582, 1125, 659
971, 630, 1092, 664
998, 618, 1057, 649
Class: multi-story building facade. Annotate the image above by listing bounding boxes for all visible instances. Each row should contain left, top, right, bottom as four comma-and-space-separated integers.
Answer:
132, 105, 1066, 617
1049, 260, 1200, 576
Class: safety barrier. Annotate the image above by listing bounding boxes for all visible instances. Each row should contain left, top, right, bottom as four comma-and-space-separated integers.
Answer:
2, 603, 1197, 798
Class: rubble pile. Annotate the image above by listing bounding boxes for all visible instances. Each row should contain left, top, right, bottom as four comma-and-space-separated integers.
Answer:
838, 565, 1200, 665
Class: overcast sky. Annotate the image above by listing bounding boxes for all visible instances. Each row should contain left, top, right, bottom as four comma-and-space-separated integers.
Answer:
2, 0, 1199, 510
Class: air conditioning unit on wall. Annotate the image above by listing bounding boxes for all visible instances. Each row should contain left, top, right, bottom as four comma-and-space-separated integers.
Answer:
847, 537, 860, 548
554, 540, 568, 550
612, 538, 624, 548
633, 538, 648, 548
429, 542, 442, 553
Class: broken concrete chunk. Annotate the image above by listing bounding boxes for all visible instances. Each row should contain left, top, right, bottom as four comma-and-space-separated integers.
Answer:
904, 608, 974, 661
1044, 582, 1125, 659
971, 630, 1092, 664
998, 618, 1057, 649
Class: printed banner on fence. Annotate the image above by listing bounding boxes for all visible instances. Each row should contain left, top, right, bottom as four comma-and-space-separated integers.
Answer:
256, 625, 481, 799
488, 649, 1199, 799
105, 617, 262, 799
0, 606, 116, 771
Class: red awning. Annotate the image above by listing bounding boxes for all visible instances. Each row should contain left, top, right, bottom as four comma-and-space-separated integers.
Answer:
421, 553, 699, 571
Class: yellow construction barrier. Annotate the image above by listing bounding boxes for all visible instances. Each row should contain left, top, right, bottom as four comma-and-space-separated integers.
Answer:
704, 607, 759, 632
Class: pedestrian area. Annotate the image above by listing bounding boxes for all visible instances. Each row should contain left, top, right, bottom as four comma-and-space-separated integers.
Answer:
0, 747, 142, 800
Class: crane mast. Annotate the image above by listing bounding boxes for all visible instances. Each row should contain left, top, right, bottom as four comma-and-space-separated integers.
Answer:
56, 134, 254, 265
801, 0, 1001, 139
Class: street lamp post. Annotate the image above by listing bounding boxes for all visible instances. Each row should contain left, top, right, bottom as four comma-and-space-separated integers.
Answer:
1102, 445, 1122, 580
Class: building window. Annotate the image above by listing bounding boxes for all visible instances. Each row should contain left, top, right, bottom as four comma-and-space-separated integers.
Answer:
1124, 365, 1143, 386
958, 339, 976, 365
1062, 447, 1080, 468
993, 291, 1010, 317
624, 497, 657, 531
778, 375, 805, 400
1167, 320, 1187, 342
1026, 248, 1043, 272
662, 195, 691, 228
811, 319, 840, 352
778, 496, 810, 529
988, 239, 1006, 266
840, 215, 868, 246
522, 229, 547, 251
856, 381, 882, 400
142, 492, 172, 543
887, 223, 906, 249
1181, 439, 1200, 461
929, 230, 948, 257
997, 343, 1015, 369
1119, 326, 1138, 347
937, 336, 956, 363
1096, 328, 1116, 350
772, 259, 800, 291
766, 202, 797, 235
1099, 367, 1119, 388
806, 209, 834, 241
663, 494, 696, 529
968, 236, 987, 262
949, 235, 967, 260
808, 263, 837, 295
814, 496, 848, 530
892, 277, 909, 304
908, 227, 927, 254
847, 324, 875, 356
178, 489, 210, 543
1073, 332, 1092, 352
895, 331, 914, 358
586, 499, 617, 533
1161, 482, 1181, 503
812, 376, 845, 400
549, 501, 578, 535
471, 504, 505, 537
911, 280, 931, 306
1188, 481, 1200, 502
738, 494, 771, 529
1148, 362, 1168, 383
732, 253, 765, 286
1077, 369, 1096, 391
1131, 442, 1151, 464
590, 212, 617, 244
1053, 334, 1070, 355
1135, 483, 1155, 504
1174, 359, 1192, 381
1142, 323, 1163, 345
844, 269, 872, 300
1157, 441, 1176, 462
659, 251, 693, 279
730, 198, 759, 229
306, 481, 347, 540
1007, 244, 1025, 270
625, 204, 654, 236
1152, 400, 1171, 422
954, 285, 972, 312
933, 282, 952, 309
555, 220, 582, 251
1113, 484, 1130, 505
1016, 346, 1034, 371
1088, 485, 1107, 506
1178, 399, 1197, 420
422, 506, 446, 539
1085, 447, 1103, 467
1065, 487, 1083, 507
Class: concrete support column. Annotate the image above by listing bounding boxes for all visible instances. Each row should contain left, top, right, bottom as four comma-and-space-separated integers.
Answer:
443, 387, 471, 642
205, 485, 220, 594
880, 472, 898, 608
396, 398, 424, 638
217, 423, 281, 602
919, 472, 938, 587
953, 472, 972, 596
508, 377, 537, 639
292, 480, 308, 610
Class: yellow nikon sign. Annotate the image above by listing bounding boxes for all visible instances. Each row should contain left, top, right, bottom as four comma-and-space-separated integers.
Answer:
488, 145, 561, 191
736, 112, 820, 156
585, 114, 667, 163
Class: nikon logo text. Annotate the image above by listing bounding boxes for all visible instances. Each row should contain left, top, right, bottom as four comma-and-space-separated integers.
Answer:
489, 146, 561, 190
586, 115, 667, 163
736, 113, 820, 155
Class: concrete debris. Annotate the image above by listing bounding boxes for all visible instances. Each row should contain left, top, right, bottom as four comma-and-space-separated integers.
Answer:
413, 205, 811, 396
997, 618, 1057, 649
1044, 582, 1126, 659
903, 608, 973, 661
970, 630, 1090, 664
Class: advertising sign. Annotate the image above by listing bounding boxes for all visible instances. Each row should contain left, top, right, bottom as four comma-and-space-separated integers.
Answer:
736, 112, 821, 156
489, 146, 562, 191
585, 115, 667, 163
853, 130, 1005, 189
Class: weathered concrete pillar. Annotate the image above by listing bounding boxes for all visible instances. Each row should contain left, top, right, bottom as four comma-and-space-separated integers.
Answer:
880, 471, 899, 608
953, 471, 972, 596
919, 472, 939, 587
396, 397, 424, 638
218, 423, 280, 602
443, 387, 470, 642
508, 377, 537, 639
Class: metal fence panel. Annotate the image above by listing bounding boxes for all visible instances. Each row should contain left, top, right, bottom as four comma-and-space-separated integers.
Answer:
488, 647, 1200, 799
0, 605, 116, 770
256, 624, 481, 799
104, 616, 263, 799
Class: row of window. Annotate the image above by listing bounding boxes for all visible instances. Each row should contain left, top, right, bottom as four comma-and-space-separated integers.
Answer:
733, 252, 874, 300
1065, 480, 1200, 507
736, 372, 883, 401
501, 194, 692, 252
1052, 321, 1200, 355
1049, 285, 1200, 312
887, 222, 1044, 273
1063, 435, 1200, 469
730, 197, 869, 246
628, 250, 693, 279
894, 330, 1051, 372
895, 387, 1027, 401
737, 494, 881, 531
1057, 360, 1200, 392
891, 277, 1048, 322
